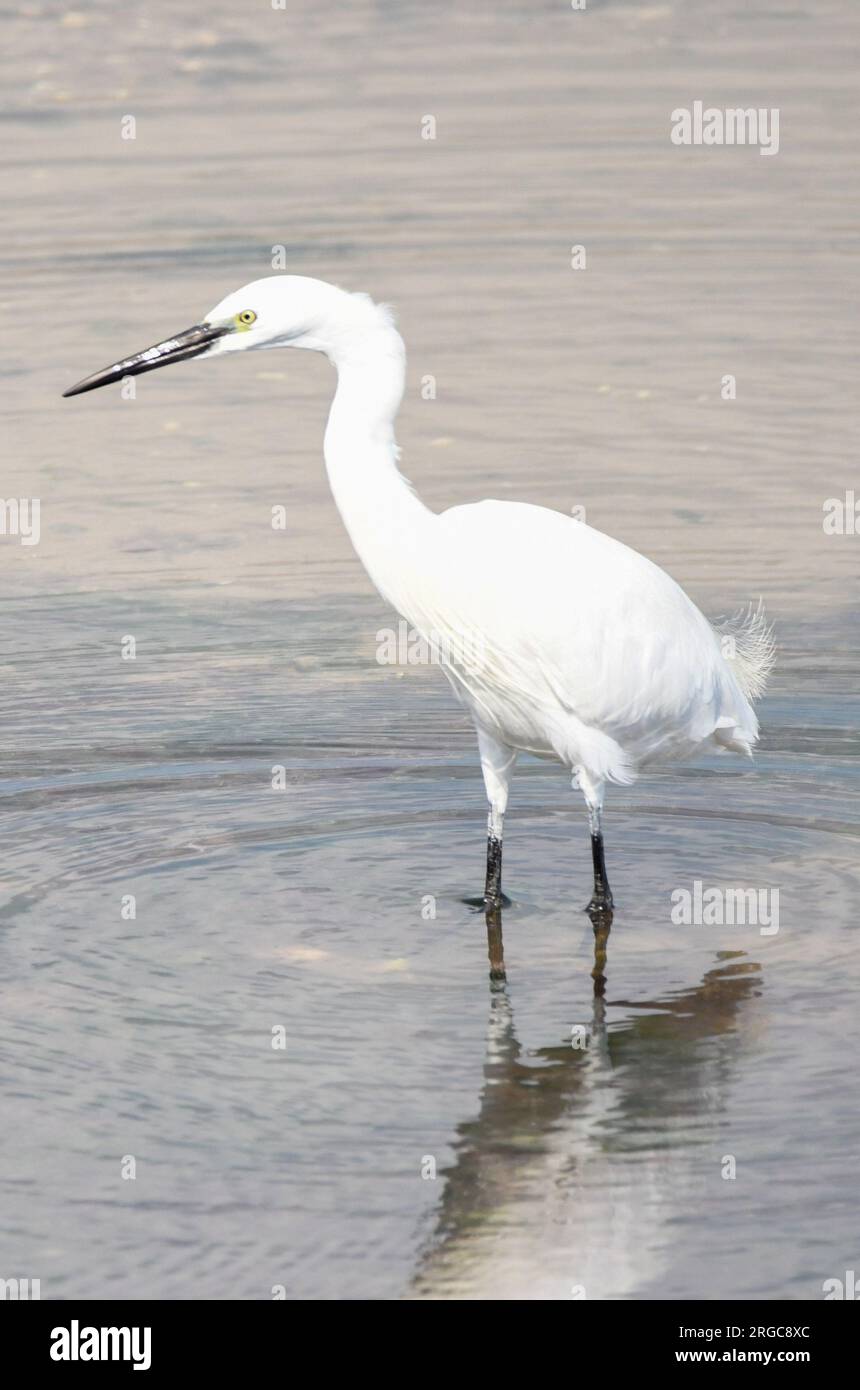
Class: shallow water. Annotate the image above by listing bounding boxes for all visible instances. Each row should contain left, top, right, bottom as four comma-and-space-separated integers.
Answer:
1, 1, 858, 1299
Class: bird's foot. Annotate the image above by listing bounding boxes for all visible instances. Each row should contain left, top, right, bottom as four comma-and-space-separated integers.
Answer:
464, 892, 512, 912
585, 891, 614, 925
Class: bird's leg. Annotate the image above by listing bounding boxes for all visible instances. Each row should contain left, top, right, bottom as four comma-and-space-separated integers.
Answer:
464, 730, 517, 911
589, 806, 616, 911
484, 805, 505, 908
587, 802, 614, 916
576, 772, 614, 919
465, 802, 510, 911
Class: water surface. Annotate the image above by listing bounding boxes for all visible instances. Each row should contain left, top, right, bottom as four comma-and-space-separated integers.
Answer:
1, 0, 858, 1299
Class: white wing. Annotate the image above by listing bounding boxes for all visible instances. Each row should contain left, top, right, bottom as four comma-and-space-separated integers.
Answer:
392, 500, 760, 783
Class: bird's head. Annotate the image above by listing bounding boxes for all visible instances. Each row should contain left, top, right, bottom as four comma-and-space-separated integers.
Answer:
62, 275, 387, 397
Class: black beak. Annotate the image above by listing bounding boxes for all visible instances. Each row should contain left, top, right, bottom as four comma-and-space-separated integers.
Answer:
62, 322, 232, 398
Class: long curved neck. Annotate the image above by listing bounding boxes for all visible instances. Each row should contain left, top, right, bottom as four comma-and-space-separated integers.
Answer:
323, 318, 433, 608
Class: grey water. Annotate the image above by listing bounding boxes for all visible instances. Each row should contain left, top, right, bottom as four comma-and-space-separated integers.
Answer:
1, 0, 858, 1299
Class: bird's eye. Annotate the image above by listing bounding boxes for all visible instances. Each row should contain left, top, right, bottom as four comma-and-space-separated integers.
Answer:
236, 310, 257, 327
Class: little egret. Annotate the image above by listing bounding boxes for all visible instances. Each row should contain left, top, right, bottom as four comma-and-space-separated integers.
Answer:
64, 276, 774, 916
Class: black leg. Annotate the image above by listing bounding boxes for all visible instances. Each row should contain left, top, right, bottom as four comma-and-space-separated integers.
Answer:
464, 832, 511, 910
586, 828, 614, 916
485, 832, 502, 906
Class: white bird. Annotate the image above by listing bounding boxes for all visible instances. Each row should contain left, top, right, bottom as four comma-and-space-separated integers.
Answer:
64, 276, 774, 916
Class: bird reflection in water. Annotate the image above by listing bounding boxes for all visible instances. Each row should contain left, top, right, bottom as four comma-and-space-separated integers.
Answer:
413, 900, 762, 1299
484, 897, 613, 996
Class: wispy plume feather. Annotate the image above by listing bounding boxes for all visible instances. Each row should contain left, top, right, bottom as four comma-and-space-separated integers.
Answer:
715, 599, 776, 701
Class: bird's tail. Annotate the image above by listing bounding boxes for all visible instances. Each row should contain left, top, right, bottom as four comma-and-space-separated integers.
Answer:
714, 599, 776, 702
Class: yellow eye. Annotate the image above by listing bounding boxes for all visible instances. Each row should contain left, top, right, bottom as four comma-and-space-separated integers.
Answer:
235, 310, 257, 327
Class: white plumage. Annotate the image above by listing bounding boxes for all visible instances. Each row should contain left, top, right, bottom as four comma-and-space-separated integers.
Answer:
64, 275, 775, 913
